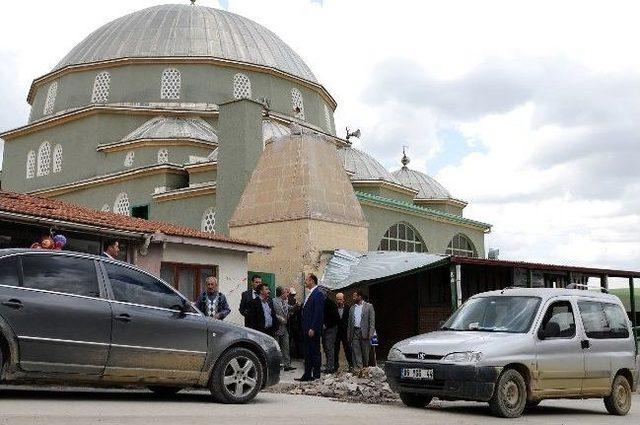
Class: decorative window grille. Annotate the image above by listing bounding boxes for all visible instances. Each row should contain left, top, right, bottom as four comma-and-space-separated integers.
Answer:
324, 104, 332, 131
233, 73, 252, 99
91, 71, 111, 103
291, 88, 305, 120
157, 148, 169, 164
161, 68, 181, 100
377, 222, 427, 253
101, 204, 110, 212
446, 233, 478, 258
37, 141, 52, 176
113, 193, 130, 216
26, 151, 36, 179
43, 81, 58, 115
124, 151, 135, 167
201, 208, 216, 233
52, 144, 63, 173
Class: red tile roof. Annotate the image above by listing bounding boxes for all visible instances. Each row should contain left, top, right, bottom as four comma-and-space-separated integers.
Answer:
0, 191, 269, 249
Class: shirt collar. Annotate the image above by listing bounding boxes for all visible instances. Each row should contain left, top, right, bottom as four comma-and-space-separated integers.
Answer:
103, 252, 114, 259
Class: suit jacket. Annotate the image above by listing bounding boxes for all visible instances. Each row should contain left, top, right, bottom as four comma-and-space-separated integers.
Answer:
239, 289, 257, 325
347, 302, 376, 341
194, 291, 231, 320
336, 304, 351, 335
302, 286, 325, 336
323, 297, 340, 329
272, 297, 290, 336
247, 297, 278, 336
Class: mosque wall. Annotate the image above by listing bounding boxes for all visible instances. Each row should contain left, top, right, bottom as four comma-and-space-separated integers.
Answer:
152, 193, 216, 230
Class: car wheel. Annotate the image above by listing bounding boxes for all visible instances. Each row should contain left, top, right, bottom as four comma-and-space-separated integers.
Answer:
210, 347, 263, 404
604, 374, 632, 416
525, 400, 541, 410
489, 369, 527, 418
148, 386, 182, 397
399, 392, 433, 408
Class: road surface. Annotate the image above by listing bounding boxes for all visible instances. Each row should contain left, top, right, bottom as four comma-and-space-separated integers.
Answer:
0, 386, 637, 425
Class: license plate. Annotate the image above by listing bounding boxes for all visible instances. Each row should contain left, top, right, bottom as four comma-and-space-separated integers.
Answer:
401, 368, 434, 380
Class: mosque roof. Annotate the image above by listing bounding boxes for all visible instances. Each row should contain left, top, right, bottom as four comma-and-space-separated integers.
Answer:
120, 116, 218, 144
53, 4, 317, 83
336, 145, 400, 184
391, 151, 453, 200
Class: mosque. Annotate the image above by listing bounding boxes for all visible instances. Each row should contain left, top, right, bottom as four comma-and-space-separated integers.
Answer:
0, 3, 491, 294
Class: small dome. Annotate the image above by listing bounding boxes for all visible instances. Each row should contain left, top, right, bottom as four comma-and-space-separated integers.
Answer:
392, 167, 451, 200
54, 4, 317, 82
337, 146, 399, 183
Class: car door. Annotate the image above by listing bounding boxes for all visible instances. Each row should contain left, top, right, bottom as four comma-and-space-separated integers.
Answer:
101, 261, 208, 384
578, 300, 629, 396
533, 299, 584, 397
0, 253, 111, 375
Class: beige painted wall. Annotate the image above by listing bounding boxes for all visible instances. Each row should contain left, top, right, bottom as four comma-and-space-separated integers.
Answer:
161, 243, 249, 326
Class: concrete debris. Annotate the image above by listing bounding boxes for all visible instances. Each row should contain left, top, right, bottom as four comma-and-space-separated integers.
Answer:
266, 367, 400, 405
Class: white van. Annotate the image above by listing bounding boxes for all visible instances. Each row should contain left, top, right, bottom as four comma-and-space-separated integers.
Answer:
385, 288, 638, 418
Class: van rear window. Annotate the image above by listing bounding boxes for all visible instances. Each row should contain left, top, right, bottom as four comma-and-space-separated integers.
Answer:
578, 301, 629, 339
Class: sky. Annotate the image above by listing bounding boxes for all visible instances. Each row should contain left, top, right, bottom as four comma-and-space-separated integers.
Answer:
0, 0, 639, 271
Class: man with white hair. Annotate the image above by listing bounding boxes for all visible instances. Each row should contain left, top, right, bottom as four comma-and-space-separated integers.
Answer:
194, 276, 231, 320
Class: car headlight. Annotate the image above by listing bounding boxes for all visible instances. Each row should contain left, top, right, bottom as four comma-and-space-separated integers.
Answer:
387, 347, 404, 361
442, 351, 483, 363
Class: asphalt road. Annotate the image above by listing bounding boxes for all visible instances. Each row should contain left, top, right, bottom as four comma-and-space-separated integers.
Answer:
0, 386, 638, 425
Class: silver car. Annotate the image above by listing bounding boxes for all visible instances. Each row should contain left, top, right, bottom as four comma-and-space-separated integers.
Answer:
385, 288, 638, 418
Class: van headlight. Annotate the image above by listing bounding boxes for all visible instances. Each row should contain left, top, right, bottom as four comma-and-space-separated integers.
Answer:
387, 348, 404, 361
442, 351, 483, 363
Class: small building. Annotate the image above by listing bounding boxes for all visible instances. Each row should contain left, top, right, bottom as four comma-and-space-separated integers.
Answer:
0, 190, 269, 325
321, 250, 640, 358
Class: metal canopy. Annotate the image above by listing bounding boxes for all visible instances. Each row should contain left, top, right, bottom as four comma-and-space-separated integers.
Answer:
320, 249, 449, 291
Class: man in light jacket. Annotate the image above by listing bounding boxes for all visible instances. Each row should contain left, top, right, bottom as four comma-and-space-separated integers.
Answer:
273, 286, 296, 371
347, 289, 375, 370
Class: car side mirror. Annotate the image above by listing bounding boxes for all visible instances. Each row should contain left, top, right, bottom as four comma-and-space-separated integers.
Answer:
438, 320, 445, 329
172, 299, 190, 317
538, 321, 561, 339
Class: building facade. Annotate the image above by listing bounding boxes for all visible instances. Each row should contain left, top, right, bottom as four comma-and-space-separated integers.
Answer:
0, 3, 491, 292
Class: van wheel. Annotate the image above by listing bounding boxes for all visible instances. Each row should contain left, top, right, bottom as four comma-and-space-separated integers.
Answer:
399, 392, 433, 408
210, 347, 263, 404
148, 386, 181, 397
604, 374, 632, 416
489, 369, 527, 418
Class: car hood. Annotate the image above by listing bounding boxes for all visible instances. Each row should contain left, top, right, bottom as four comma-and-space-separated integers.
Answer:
395, 330, 523, 356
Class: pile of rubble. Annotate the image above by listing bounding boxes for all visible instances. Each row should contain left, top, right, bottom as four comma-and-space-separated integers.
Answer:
269, 367, 400, 404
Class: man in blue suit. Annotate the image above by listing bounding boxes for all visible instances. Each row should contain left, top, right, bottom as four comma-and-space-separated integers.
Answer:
295, 273, 325, 382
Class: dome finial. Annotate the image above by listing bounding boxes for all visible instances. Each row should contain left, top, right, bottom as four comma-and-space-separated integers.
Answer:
401, 146, 410, 169
190, 0, 196, 5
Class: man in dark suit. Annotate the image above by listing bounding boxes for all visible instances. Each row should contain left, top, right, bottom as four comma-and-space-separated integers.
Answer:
102, 239, 120, 259
246, 283, 278, 337
334, 292, 353, 371
239, 275, 262, 326
295, 273, 325, 382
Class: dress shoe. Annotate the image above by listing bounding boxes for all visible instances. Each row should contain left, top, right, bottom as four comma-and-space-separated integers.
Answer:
284, 366, 296, 372
294, 376, 313, 382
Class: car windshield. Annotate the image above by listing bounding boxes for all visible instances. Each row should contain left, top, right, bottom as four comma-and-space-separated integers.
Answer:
442, 296, 541, 333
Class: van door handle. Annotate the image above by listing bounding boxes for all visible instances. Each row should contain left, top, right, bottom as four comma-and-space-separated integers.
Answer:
1, 299, 23, 309
581, 340, 590, 349
114, 313, 131, 323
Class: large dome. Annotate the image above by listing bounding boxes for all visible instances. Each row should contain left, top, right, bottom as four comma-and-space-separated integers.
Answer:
53, 4, 317, 82
392, 167, 451, 200
337, 146, 399, 183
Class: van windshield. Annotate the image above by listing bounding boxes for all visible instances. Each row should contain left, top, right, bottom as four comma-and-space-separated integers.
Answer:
441, 296, 541, 333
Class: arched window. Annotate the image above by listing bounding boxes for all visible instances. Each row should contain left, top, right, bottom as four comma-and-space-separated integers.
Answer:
52, 144, 63, 173
201, 208, 216, 233
124, 151, 135, 167
324, 104, 332, 131
378, 222, 426, 253
43, 81, 58, 115
100, 204, 110, 212
233, 73, 252, 99
291, 88, 305, 120
91, 71, 111, 103
161, 68, 181, 100
26, 151, 36, 179
113, 193, 130, 216
157, 148, 169, 164
446, 233, 478, 257
36, 141, 51, 176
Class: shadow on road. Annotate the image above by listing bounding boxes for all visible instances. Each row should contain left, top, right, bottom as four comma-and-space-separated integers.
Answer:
424, 402, 606, 417
0, 386, 270, 405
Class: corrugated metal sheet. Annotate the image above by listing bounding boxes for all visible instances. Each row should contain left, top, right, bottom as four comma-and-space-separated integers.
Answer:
320, 249, 450, 290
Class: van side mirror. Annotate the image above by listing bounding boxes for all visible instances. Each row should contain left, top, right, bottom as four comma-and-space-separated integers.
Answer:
538, 321, 561, 339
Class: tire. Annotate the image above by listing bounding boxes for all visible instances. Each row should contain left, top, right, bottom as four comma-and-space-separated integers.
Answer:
489, 369, 527, 418
209, 347, 263, 404
148, 386, 182, 397
604, 374, 632, 416
399, 392, 433, 408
